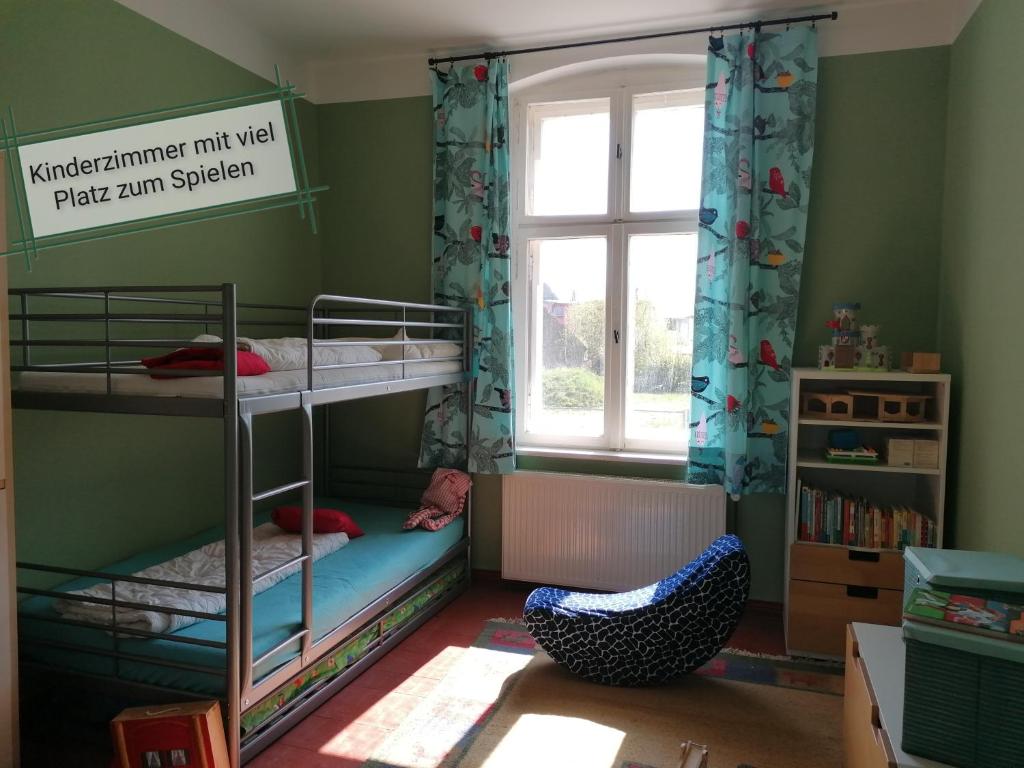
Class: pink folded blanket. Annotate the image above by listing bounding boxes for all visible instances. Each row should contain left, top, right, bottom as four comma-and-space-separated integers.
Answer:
403, 468, 472, 532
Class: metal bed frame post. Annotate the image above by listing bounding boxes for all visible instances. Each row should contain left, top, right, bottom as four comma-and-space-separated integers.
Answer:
464, 307, 474, 583
221, 283, 242, 768
238, 410, 255, 701
315, 306, 330, 498
300, 400, 315, 666
299, 303, 318, 667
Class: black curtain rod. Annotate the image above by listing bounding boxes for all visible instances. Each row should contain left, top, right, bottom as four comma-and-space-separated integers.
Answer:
427, 11, 838, 66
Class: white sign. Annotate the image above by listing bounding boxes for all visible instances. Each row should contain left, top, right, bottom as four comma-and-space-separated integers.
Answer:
17, 100, 298, 238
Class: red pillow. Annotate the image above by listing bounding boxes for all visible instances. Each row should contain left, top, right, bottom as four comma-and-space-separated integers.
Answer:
271, 506, 364, 538
142, 347, 270, 379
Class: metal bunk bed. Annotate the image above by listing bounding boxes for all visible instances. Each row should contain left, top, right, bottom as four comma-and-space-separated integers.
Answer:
9, 283, 474, 764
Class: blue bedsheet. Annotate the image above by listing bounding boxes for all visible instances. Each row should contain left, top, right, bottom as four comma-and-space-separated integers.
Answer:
17, 499, 464, 696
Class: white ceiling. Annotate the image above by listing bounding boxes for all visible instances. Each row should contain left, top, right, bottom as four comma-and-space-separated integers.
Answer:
207, 0, 846, 61
116, 0, 983, 103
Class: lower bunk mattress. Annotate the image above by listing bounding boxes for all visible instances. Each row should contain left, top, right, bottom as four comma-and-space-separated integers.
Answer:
17, 500, 466, 699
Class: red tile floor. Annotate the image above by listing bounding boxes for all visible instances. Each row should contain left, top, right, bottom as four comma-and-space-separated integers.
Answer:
19, 578, 783, 767
248, 578, 785, 768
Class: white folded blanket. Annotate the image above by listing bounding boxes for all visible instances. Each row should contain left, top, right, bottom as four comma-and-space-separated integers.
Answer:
54, 523, 349, 634
238, 337, 381, 371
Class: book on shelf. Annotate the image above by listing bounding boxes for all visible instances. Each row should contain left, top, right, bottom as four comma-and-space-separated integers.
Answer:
904, 587, 1024, 644
795, 480, 937, 549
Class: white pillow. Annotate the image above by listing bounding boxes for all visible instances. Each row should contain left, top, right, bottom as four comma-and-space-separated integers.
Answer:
387, 329, 462, 361
239, 337, 381, 371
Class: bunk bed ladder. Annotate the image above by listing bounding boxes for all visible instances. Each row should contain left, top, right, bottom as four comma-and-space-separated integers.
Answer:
236, 399, 316, 718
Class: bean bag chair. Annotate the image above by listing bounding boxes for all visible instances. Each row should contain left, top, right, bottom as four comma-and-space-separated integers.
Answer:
524, 534, 750, 686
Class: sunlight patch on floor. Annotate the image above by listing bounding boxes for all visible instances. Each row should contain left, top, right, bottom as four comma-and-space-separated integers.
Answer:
477, 714, 624, 768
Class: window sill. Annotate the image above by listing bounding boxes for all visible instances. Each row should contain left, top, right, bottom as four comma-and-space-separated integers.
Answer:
516, 445, 687, 466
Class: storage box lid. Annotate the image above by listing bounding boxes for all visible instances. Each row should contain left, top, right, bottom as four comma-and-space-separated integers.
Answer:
903, 620, 1024, 664
904, 547, 1024, 593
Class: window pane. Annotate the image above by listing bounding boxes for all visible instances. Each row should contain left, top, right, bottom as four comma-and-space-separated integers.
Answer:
626, 233, 696, 444
528, 98, 609, 216
529, 237, 607, 438
630, 91, 704, 213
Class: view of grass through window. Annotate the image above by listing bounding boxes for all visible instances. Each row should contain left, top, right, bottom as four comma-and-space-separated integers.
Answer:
626, 232, 696, 443
532, 237, 606, 437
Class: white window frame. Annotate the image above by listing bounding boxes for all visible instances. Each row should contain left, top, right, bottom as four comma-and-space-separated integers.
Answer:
511, 65, 705, 457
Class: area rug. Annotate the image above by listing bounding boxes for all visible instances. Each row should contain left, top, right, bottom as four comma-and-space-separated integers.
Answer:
363, 620, 844, 768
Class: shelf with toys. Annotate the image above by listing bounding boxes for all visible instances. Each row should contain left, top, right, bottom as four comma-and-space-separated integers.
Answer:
784, 302, 951, 658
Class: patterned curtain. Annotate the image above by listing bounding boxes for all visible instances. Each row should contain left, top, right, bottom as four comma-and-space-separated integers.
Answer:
419, 59, 516, 474
686, 27, 819, 497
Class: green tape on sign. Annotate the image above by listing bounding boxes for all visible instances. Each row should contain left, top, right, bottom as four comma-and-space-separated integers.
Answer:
0, 76, 325, 266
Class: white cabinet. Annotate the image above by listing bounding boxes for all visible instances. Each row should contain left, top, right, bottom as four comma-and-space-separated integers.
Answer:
845, 623, 953, 767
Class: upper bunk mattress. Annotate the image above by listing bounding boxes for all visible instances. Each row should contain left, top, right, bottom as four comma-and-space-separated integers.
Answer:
17, 500, 466, 697
14, 360, 462, 399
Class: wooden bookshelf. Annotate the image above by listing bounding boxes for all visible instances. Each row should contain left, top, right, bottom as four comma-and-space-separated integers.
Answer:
784, 367, 951, 658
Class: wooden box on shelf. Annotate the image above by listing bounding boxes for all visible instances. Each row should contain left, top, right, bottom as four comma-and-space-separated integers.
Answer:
913, 439, 939, 469
847, 390, 931, 423
900, 351, 941, 374
886, 438, 915, 468
800, 392, 854, 420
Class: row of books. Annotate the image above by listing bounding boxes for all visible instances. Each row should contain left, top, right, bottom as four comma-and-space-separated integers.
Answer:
905, 587, 1024, 644
796, 481, 937, 549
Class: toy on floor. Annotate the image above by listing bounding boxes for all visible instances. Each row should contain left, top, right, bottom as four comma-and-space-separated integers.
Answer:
111, 701, 229, 768
679, 741, 710, 768
523, 534, 750, 686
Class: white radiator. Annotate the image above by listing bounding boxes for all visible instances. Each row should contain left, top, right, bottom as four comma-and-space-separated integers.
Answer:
501, 471, 726, 592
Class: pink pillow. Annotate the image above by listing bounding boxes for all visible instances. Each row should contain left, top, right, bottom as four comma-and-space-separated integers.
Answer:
403, 469, 472, 531
141, 347, 270, 379
272, 506, 364, 537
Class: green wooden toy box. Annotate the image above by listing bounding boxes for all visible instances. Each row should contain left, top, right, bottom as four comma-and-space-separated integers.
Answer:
901, 547, 1024, 767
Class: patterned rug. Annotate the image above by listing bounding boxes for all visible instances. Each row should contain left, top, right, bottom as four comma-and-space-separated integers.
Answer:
363, 620, 844, 768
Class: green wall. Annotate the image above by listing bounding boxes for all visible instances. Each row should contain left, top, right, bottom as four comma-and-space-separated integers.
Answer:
0, 0, 322, 576
795, 47, 949, 365
938, 0, 1024, 558
313, 47, 952, 601
314, 97, 446, 555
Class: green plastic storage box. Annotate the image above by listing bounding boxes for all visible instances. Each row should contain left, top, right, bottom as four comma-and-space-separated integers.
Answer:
901, 547, 1024, 767
902, 622, 1024, 767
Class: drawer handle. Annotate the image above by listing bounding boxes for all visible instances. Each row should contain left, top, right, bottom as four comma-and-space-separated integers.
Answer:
848, 549, 880, 563
847, 585, 879, 599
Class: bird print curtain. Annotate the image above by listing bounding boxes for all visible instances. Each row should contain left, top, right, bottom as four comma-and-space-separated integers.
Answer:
419, 59, 516, 474
686, 27, 818, 497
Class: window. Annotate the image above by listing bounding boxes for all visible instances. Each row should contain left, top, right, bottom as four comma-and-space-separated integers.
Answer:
512, 68, 704, 455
